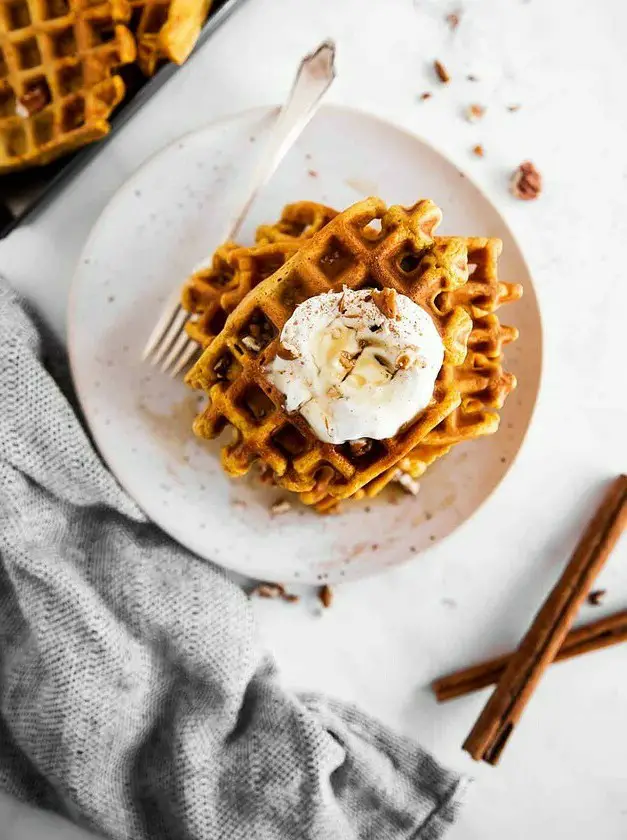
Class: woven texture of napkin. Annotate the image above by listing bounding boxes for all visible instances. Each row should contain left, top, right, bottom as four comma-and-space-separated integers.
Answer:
0, 278, 465, 840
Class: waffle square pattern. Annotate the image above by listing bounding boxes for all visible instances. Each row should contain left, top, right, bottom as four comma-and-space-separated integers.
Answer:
0, 0, 135, 171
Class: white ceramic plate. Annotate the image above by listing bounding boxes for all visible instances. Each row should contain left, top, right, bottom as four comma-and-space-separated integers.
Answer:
68, 104, 542, 583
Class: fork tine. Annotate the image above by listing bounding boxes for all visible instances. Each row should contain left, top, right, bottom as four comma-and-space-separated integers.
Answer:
142, 288, 183, 361
169, 339, 200, 378
160, 329, 193, 374
143, 41, 336, 377
149, 307, 188, 366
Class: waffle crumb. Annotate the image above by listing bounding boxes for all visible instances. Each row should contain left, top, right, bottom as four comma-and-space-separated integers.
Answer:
394, 470, 421, 496
271, 499, 292, 516
434, 60, 451, 84
466, 104, 486, 122
510, 161, 542, 200
319, 584, 333, 608
473, 144, 485, 157
339, 351, 355, 370
371, 288, 398, 319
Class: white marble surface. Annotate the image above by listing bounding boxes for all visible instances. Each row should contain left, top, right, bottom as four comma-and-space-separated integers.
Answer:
1, 0, 627, 838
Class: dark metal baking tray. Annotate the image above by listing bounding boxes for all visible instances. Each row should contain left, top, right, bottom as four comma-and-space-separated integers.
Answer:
0, 0, 249, 238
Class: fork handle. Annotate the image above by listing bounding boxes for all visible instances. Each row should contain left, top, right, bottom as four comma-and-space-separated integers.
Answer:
226, 40, 336, 241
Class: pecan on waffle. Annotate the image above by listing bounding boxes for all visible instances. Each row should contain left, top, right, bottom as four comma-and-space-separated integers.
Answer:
129, 0, 212, 75
0, 0, 135, 173
181, 202, 337, 349
186, 197, 473, 506
316, 236, 522, 511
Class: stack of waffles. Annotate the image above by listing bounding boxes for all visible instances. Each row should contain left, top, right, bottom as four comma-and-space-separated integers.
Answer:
183, 197, 522, 513
0, 0, 212, 171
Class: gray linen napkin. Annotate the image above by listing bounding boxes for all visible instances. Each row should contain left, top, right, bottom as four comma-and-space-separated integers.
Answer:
0, 277, 466, 840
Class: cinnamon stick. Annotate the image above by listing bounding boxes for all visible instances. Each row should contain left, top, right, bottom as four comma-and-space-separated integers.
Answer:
462, 474, 627, 765
433, 609, 627, 702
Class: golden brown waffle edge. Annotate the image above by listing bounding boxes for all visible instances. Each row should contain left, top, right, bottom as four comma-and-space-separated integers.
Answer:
129, 0, 212, 75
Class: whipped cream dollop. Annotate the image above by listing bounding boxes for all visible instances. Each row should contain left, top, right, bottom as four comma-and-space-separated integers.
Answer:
266, 287, 444, 444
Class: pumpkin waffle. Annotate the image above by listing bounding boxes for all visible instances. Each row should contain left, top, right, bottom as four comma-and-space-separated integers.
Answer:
186, 197, 473, 506
129, 0, 212, 75
181, 201, 337, 348
312, 237, 522, 511
0, 0, 135, 173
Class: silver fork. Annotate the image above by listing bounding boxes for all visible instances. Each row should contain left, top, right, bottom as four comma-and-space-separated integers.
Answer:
142, 40, 337, 377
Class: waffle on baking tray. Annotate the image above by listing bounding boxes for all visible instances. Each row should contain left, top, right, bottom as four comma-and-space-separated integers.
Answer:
0, 0, 135, 172
129, 0, 212, 75
0, 0, 215, 172
186, 197, 476, 507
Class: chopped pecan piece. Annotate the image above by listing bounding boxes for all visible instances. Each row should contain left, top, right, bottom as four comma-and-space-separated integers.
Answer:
17, 84, 49, 117
339, 351, 355, 370
242, 335, 262, 352
510, 161, 542, 200
250, 581, 299, 603
587, 589, 606, 606
276, 344, 297, 361
394, 470, 421, 496
318, 584, 333, 609
348, 438, 372, 457
371, 288, 398, 320
213, 355, 231, 380
466, 104, 485, 122
434, 60, 450, 84
446, 11, 460, 29
271, 499, 292, 516
251, 582, 285, 599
